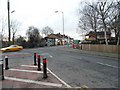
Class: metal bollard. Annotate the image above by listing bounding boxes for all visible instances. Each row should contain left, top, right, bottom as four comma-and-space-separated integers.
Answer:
0, 59, 4, 80
2, 62, 4, 80
43, 58, 48, 78
5, 56, 9, 70
37, 55, 41, 71
34, 53, 37, 65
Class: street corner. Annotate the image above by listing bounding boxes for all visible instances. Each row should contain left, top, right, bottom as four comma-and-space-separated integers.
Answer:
1, 64, 70, 88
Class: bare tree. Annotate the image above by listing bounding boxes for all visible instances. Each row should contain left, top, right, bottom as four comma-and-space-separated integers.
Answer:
0, 16, 7, 41
10, 20, 21, 44
42, 26, 54, 37
78, 0, 119, 45
88, 1, 118, 45
109, 1, 120, 45
78, 2, 99, 40
26, 26, 42, 47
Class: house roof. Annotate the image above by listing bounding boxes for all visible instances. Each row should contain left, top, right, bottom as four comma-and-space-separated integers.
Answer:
46, 33, 73, 40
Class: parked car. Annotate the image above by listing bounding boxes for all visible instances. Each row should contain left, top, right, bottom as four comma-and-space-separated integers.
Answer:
0, 45, 23, 52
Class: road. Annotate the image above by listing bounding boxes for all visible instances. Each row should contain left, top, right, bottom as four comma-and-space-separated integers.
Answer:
1, 46, 119, 88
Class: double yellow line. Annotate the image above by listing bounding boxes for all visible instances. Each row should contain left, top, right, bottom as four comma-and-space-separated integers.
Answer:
74, 85, 91, 90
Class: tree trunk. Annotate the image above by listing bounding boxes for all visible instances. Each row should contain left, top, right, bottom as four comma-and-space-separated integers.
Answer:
117, 36, 120, 45
12, 33, 15, 44
102, 17, 108, 45
104, 30, 108, 45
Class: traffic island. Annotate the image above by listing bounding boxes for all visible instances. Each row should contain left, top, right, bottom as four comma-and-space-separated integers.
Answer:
1, 64, 70, 88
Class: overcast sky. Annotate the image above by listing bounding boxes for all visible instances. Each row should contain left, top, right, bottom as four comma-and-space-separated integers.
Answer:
0, 0, 87, 39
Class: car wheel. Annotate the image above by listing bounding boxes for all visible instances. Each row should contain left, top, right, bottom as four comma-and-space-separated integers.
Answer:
18, 48, 21, 50
6, 49, 10, 52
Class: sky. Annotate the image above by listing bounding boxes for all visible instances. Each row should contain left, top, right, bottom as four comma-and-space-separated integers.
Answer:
0, 0, 95, 40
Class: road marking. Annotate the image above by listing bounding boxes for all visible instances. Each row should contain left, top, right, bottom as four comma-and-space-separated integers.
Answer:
74, 85, 91, 90
97, 62, 119, 69
49, 55, 53, 58
41, 53, 53, 58
47, 68, 71, 88
0, 61, 3, 64
3, 52, 29, 56
8, 68, 49, 74
5, 76, 62, 87
21, 65, 38, 68
21, 64, 71, 88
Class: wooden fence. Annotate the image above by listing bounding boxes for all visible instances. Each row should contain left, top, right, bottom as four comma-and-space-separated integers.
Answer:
81, 44, 120, 53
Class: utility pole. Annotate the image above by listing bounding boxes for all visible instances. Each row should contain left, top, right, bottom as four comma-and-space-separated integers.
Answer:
62, 12, 64, 45
55, 11, 65, 45
7, 0, 11, 42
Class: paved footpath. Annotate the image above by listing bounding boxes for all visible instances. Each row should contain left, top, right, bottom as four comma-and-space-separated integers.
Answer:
0, 64, 71, 88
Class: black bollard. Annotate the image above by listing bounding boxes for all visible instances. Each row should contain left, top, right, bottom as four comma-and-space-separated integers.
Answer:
1, 59, 4, 80
5, 56, 9, 70
34, 53, 37, 65
37, 55, 41, 71
43, 58, 48, 78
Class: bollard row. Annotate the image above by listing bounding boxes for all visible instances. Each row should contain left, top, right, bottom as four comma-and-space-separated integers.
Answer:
34, 53, 48, 79
2, 53, 48, 81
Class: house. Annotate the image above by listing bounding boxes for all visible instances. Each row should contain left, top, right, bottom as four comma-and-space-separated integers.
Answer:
84, 31, 113, 44
45, 33, 73, 46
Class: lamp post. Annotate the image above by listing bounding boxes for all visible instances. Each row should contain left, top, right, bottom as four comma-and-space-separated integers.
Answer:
55, 11, 64, 45
7, 0, 15, 43
7, 0, 10, 42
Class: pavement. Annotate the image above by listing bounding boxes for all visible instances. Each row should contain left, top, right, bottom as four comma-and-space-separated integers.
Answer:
58, 45, 119, 59
0, 63, 70, 89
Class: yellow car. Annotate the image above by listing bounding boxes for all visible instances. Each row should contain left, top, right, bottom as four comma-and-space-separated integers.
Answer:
0, 45, 23, 52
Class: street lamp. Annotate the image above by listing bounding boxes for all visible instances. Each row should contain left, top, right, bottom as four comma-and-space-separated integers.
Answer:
55, 11, 64, 45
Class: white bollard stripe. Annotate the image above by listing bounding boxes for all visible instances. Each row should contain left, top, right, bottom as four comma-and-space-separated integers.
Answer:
5, 76, 62, 87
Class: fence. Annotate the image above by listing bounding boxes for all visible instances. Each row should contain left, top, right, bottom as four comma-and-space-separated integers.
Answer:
82, 44, 120, 53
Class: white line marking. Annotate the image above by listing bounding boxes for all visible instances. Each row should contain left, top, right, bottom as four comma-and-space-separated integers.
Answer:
49, 55, 53, 58
97, 62, 119, 68
8, 68, 49, 74
0, 61, 3, 64
21, 65, 71, 88
47, 68, 71, 88
5, 77, 62, 87
41, 53, 53, 58
21, 65, 37, 68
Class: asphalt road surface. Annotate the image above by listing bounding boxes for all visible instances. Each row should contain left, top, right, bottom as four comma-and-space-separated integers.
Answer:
1, 46, 119, 88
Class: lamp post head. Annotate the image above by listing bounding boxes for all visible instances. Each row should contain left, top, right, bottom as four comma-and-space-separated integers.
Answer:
55, 11, 58, 13
11, 10, 15, 13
